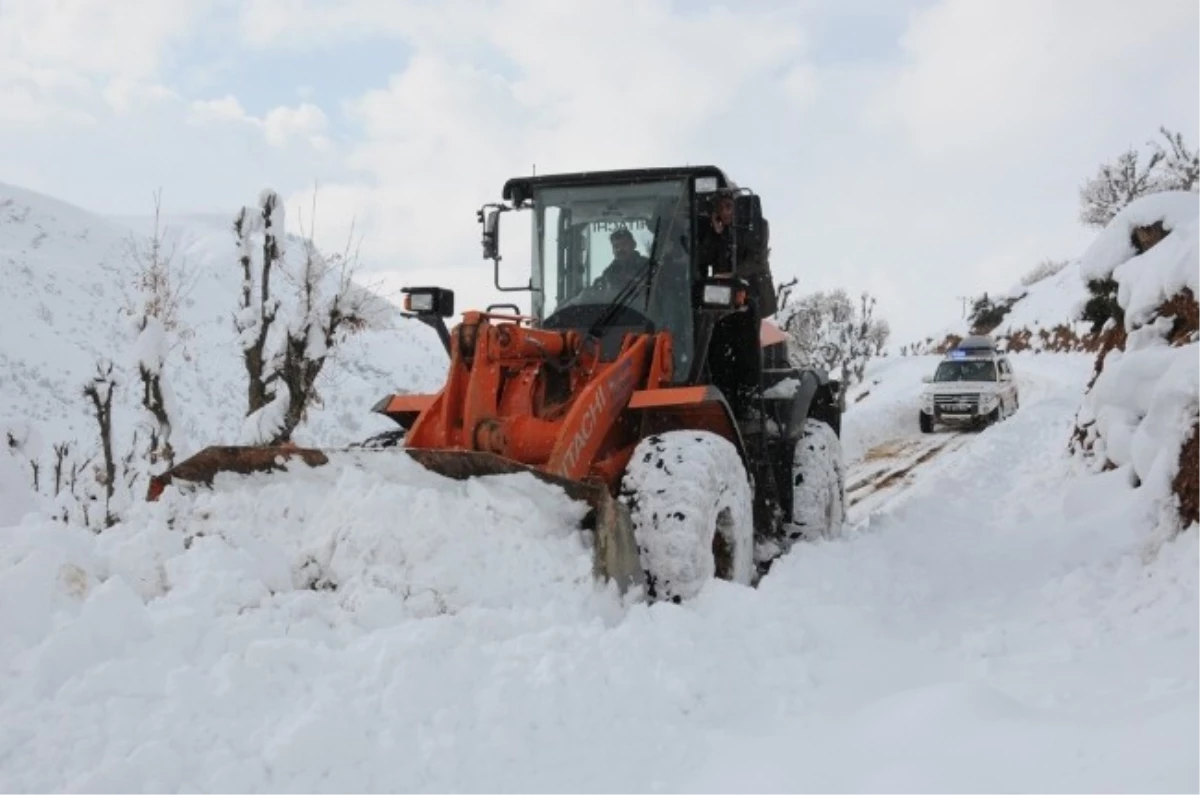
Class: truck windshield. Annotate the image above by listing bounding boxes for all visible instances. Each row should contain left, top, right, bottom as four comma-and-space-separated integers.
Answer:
530, 179, 694, 380
934, 360, 997, 382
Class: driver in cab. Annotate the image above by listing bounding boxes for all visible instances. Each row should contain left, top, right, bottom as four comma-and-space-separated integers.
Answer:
593, 227, 648, 292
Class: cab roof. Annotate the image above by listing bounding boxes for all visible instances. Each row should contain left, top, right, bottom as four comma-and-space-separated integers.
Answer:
502, 165, 737, 205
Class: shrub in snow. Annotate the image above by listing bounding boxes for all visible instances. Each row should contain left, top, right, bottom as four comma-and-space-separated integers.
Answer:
967, 292, 1019, 336
1070, 191, 1199, 535
777, 288, 890, 392
1021, 258, 1070, 287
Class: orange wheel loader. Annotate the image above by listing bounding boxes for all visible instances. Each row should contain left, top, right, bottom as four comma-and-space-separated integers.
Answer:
148, 166, 846, 603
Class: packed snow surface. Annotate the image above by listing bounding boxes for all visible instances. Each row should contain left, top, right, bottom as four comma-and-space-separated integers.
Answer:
1, 352, 1195, 792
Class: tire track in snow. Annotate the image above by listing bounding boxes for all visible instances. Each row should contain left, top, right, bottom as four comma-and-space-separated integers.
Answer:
845, 433, 975, 525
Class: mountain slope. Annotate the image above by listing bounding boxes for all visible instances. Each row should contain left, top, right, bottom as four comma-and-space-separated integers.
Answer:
902, 258, 1095, 355
0, 181, 448, 507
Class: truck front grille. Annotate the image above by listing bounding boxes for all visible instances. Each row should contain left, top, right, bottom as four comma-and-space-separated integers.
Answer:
934, 394, 980, 412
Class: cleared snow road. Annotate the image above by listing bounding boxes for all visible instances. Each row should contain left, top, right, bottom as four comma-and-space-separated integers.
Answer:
0, 352, 1195, 793
843, 351, 1098, 525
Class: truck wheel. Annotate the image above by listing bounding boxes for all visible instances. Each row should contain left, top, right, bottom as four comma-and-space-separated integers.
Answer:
919, 411, 934, 434
790, 418, 846, 543
619, 430, 755, 603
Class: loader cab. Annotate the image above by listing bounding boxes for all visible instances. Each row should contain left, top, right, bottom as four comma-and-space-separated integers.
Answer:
491, 166, 762, 386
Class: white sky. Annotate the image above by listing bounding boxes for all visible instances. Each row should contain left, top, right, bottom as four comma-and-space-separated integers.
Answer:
1, 0, 1196, 345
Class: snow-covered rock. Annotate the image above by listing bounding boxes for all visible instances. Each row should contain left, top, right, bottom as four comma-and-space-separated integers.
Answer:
1071, 191, 1199, 536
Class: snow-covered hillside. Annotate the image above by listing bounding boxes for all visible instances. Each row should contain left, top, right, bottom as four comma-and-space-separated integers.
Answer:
903, 259, 1095, 355
0, 181, 448, 518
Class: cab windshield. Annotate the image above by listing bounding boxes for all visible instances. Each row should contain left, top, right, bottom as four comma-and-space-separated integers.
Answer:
531, 179, 694, 380
934, 359, 997, 382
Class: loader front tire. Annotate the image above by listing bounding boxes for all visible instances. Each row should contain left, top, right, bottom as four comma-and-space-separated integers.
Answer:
619, 430, 755, 603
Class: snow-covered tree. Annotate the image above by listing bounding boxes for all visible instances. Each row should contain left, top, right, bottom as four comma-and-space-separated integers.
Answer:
121, 188, 193, 474
1156, 127, 1199, 193
234, 188, 370, 445
1079, 149, 1163, 229
234, 189, 284, 421
778, 288, 891, 397
274, 232, 369, 439
1080, 127, 1199, 228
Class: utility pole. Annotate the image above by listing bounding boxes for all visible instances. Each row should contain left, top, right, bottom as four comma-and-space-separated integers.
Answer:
955, 295, 970, 318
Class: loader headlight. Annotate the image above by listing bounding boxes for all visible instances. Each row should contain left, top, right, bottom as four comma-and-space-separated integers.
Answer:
703, 284, 733, 307
402, 286, 455, 318
699, 278, 747, 309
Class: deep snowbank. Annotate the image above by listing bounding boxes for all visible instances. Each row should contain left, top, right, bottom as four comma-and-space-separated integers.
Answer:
1, 349, 1194, 792
1071, 191, 1199, 536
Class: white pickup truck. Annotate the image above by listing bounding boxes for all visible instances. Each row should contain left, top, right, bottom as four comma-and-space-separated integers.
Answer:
919, 336, 1019, 433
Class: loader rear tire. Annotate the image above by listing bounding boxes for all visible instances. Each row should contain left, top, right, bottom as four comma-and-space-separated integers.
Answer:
619, 430, 755, 603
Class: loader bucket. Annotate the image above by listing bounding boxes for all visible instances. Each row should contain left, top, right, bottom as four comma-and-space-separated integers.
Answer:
147, 444, 646, 595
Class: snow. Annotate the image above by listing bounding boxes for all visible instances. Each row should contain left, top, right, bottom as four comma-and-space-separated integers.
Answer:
0, 180, 449, 506
0, 447, 35, 526
1080, 191, 1198, 285
1072, 189, 1199, 537
133, 315, 167, 374
988, 260, 1094, 345
899, 259, 1094, 355
0, 179, 1195, 791
1, 356, 1194, 791
1092, 192, 1199, 330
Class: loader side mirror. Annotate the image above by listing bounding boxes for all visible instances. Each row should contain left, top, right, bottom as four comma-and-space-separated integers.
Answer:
402, 286, 455, 318
479, 202, 531, 294
481, 208, 501, 261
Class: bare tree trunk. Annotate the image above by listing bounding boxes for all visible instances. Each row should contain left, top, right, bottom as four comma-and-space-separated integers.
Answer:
83, 361, 117, 528
139, 365, 174, 467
